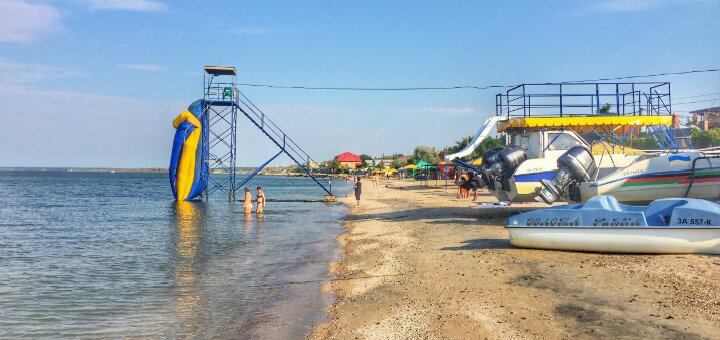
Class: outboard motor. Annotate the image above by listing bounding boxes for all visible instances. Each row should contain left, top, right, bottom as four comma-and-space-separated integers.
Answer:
482, 147, 527, 191
474, 147, 503, 189
536, 146, 597, 204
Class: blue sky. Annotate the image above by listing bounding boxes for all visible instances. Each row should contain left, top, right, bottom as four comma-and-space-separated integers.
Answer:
1, 0, 719, 167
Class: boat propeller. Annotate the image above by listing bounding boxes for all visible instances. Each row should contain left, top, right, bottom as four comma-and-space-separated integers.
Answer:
473, 147, 503, 189
536, 146, 597, 204
482, 147, 527, 191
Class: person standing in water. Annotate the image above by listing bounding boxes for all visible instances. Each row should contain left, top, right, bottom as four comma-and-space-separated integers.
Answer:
353, 176, 362, 207
255, 186, 266, 214
243, 188, 252, 215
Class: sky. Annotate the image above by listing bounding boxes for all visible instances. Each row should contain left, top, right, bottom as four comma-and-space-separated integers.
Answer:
1, 0, 719, 167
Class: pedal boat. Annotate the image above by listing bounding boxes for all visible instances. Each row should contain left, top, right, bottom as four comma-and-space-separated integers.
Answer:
506, 195, 720, 254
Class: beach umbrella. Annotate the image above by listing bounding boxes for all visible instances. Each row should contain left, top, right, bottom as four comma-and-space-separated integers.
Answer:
415, 160, 432, 168
472, 158, 483, 166
404, 164, 417, 169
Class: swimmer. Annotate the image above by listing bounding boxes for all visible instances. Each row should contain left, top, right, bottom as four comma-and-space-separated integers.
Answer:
243, 187, 252, 215
256, 186, 266, 214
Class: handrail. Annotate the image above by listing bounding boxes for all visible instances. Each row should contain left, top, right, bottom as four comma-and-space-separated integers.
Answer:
684, 155, 720, 198
496, 82, 671, 118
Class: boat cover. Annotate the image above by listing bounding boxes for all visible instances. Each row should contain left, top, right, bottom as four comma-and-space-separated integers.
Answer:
497, 116, 672, 133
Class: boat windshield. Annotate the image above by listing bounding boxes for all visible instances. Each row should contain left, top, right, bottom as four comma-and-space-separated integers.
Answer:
547, 132, 584, 150
512, 134, 530, 150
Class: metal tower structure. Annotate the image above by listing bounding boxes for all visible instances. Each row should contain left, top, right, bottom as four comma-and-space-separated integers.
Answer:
201, 66, 333, 201
203, 66, 238, 201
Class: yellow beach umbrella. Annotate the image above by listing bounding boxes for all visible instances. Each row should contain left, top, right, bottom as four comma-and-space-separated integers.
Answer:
390, 168, 398, 173
404, 164, 417, 169
471, 158, 483, 166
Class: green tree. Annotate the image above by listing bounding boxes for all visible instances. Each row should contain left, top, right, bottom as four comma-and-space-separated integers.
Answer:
390, 159, 406, 169
412, 145, 439, 164
446, 135, 473, 154
445, 136, 505, 161
327, 159, 342, 174
599, 103, 612, 114
691, 128, 720, 148
359, 154, 373, 168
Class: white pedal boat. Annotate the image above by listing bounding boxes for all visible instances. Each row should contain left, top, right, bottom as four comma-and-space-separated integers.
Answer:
506, 195, 720, 254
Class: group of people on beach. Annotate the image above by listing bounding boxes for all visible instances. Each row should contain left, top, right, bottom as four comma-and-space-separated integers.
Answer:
243, 186, 266, 215
456, 171, 479, 201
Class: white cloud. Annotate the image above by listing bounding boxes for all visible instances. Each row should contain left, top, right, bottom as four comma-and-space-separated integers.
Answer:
593, 0, 718, 12
0, 57, 85, 84
118, 63, 164, 72
84, 0, 166, 11
0, 0, 62, 43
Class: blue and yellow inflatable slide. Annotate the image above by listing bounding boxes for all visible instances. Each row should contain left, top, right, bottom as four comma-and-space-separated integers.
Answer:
169, 100, 208, 200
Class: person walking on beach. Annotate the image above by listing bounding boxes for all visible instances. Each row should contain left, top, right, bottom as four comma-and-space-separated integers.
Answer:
353, 176, 362, 207
243, 188, 252, 215
255, 186, 266, 214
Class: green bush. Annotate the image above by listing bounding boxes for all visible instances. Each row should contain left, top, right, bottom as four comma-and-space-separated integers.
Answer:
629, 137, 659, 150
690, 128, 720, 148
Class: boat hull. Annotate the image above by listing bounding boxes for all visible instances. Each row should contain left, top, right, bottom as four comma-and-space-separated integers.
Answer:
495, 154, 640, 202
508, 228, 720, 254
579, 152, 720, 204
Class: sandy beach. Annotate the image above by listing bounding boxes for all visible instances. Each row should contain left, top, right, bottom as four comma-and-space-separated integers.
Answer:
310, 179, 720, 339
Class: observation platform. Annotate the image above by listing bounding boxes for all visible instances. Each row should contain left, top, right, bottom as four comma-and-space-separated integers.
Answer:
495, 82, 672, 119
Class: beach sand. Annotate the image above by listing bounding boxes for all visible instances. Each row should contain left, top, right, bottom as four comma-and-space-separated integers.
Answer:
309, 180, 720, 339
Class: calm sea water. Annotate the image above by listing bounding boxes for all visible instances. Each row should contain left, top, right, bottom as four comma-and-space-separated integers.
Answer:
0, 172, 351, 338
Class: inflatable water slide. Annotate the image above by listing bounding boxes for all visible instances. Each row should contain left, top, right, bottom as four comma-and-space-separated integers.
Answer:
169, 100, 208, 200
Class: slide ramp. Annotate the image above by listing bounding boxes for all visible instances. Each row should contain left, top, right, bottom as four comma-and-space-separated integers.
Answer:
445, 116, 502, 161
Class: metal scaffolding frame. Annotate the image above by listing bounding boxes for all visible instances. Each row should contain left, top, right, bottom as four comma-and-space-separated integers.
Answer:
200, 66, 332, 201
494, 82, 688, 150
203, 67, 238, 201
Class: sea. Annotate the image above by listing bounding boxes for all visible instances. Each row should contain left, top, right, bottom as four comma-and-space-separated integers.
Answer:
0, 172, 352, 338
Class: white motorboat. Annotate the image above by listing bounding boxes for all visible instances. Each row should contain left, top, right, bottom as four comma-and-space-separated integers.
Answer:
537, 147, 720, 205
450, 82, 676, 203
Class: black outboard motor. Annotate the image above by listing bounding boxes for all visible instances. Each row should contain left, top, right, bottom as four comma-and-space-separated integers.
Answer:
536, 146, 597, 204
473, 147, 503, 189
482, 147, 527, 191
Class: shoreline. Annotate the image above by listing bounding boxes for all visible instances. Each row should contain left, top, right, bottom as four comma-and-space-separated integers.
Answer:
309, 180, 720, 339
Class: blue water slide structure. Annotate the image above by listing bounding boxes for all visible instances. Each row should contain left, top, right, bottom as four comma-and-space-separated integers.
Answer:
169, 100, 209, 201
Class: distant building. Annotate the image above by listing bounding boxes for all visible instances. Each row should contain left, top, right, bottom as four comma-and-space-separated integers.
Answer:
335, 152, 362, 169
373, 154, 411, 168
690, 107, 720, 130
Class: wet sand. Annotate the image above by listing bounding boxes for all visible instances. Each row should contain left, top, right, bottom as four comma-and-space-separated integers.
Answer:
309, 180, 720, 339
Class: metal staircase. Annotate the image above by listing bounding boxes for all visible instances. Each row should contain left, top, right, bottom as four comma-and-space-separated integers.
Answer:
202, 66, 332, 201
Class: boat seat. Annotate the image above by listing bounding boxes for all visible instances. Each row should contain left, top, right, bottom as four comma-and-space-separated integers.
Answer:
581, 195, 623, 212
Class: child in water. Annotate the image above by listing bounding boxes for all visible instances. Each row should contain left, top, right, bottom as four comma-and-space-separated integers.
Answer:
243, 188, 252, 214
256, 186, 266, 214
